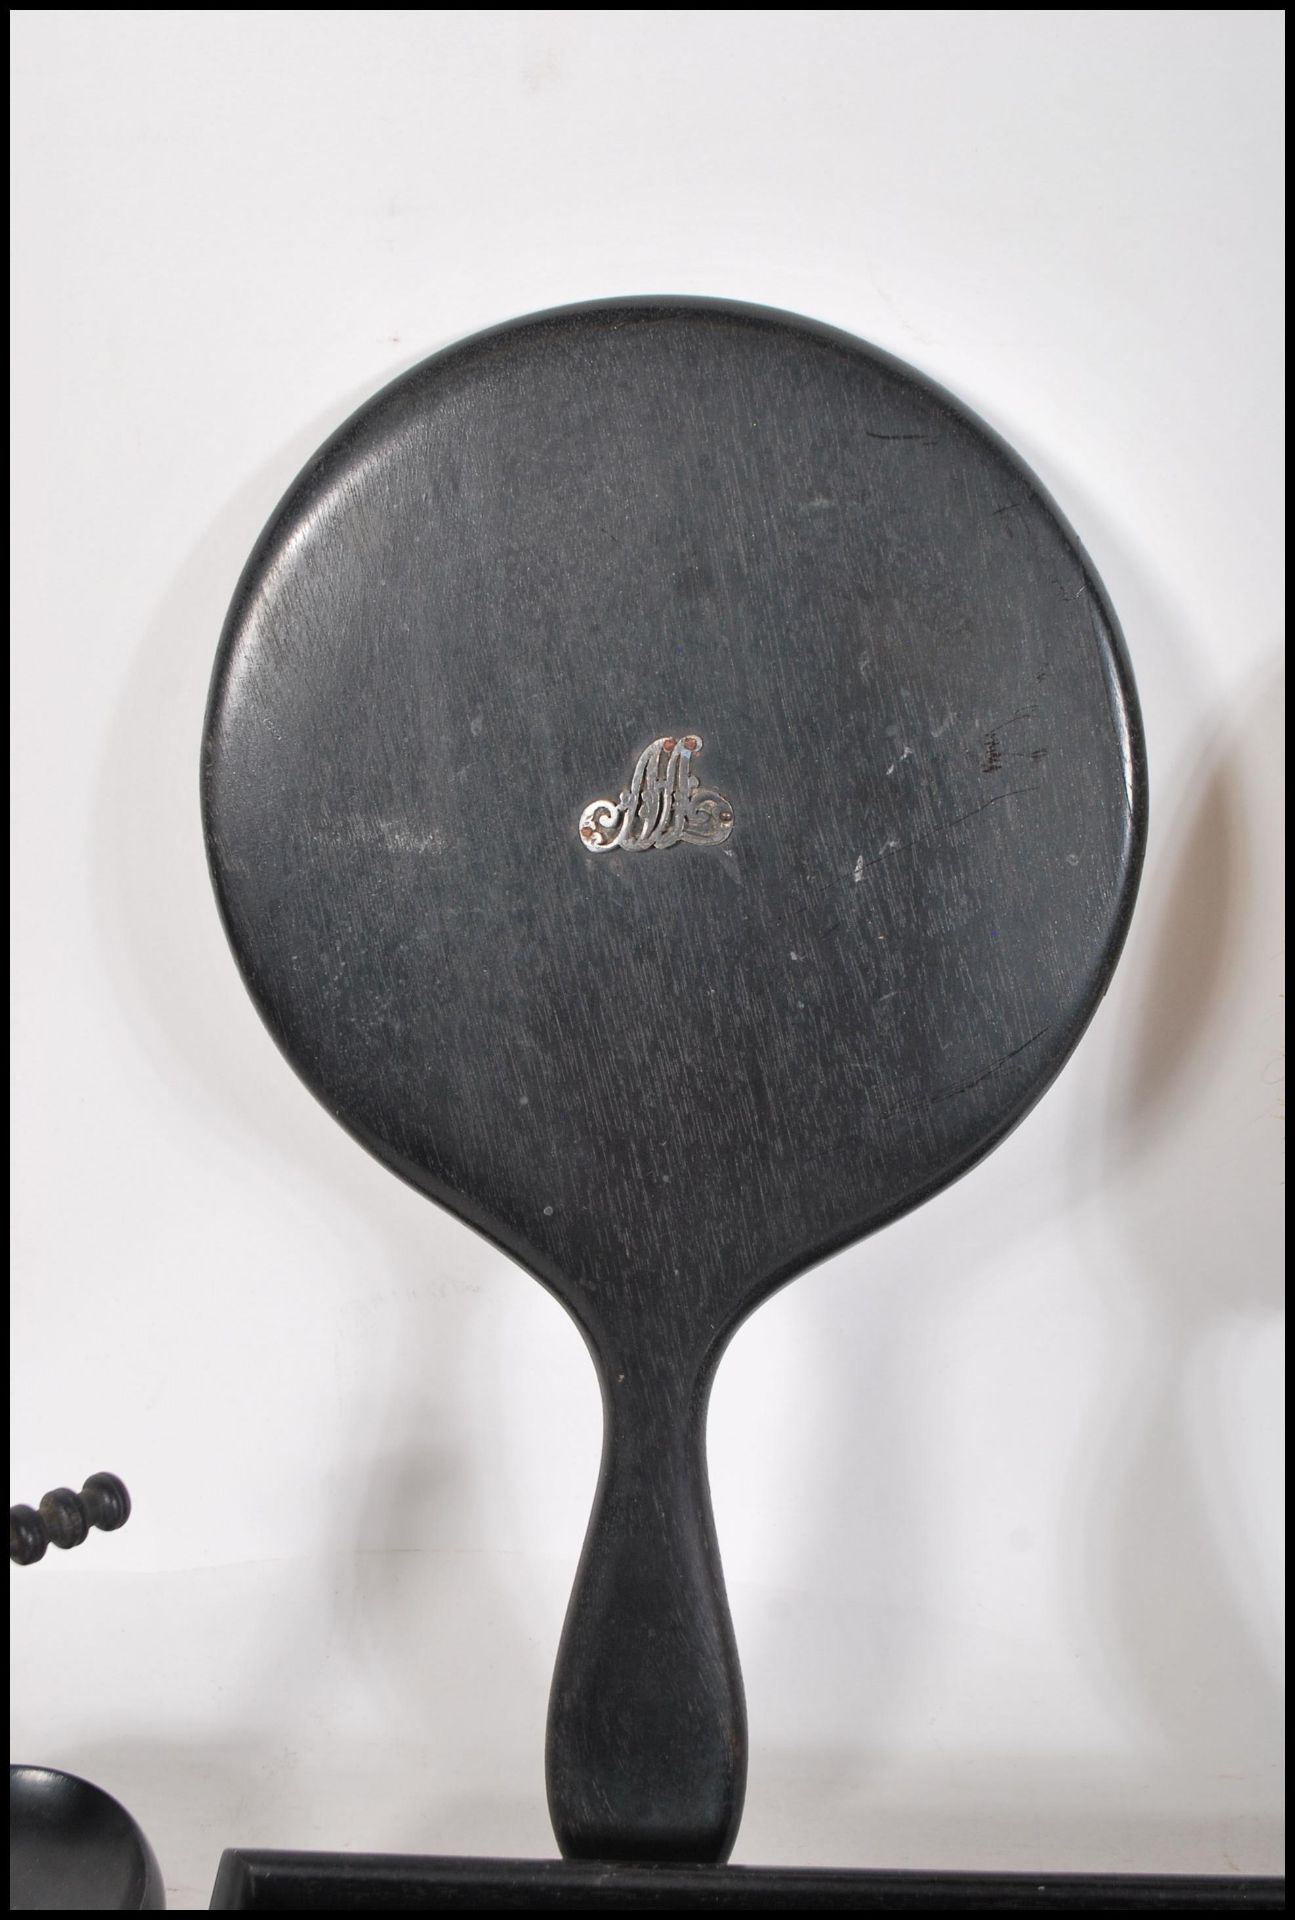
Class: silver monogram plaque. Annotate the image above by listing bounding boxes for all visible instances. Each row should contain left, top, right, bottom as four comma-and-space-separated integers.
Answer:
579, 735, 734, 853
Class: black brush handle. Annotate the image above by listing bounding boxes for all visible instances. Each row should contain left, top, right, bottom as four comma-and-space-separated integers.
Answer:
545, 1361, 746, 1864
10, 1473, 131, 1565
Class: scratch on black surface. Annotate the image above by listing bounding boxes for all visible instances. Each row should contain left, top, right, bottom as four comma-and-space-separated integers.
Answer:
947, 786, 1039, 830
884, 1027, 1052, 1118
859, 783, 1037, 873
928, 1027, 1053, 1107
866, 429, 935, 443
984, 705, 1039, 732
858, 835, 914, 872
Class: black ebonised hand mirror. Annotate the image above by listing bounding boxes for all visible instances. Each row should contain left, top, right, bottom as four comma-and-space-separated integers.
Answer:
203, 299, 1145, 1867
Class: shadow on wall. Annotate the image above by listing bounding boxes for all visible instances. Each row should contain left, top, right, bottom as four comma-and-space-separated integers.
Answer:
1073, 652, 1284, 1772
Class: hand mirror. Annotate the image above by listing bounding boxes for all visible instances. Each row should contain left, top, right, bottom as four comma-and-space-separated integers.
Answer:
203, 299, 1145, 1865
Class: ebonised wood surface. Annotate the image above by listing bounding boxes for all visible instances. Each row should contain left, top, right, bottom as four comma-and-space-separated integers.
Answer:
203, 300, 1146, 1863
10, 1767, 165, 1912
209, 1852, 1280, 1913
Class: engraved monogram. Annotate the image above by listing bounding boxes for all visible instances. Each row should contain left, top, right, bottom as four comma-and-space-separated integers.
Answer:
579, 735, 734, 853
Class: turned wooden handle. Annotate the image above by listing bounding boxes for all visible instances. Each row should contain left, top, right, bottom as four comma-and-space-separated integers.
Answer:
546, 1364, 746, 1864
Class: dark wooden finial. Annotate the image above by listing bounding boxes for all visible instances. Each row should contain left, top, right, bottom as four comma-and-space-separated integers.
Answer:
9, 1473, 131, 1565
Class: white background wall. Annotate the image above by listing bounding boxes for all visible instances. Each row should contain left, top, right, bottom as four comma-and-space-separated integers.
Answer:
10, 11, 1284, 1908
